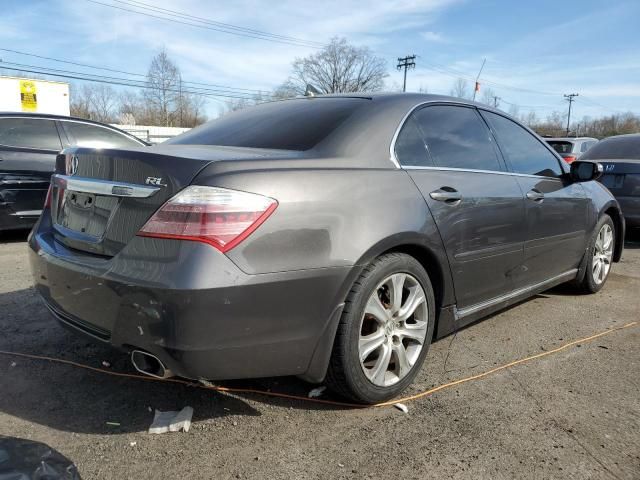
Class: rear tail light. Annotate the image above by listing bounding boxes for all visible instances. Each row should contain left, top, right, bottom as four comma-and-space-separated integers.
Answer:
44, 184, 53, 209
137, 186, 278, 252
563, 155, 577, 163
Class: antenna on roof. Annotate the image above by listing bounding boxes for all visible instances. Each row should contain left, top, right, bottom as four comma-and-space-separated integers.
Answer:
305, 84, 321, 97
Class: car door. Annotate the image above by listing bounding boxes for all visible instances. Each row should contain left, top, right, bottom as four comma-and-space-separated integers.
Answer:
395, 104, 527, 310
480, 110, 589, 288
0, 117, 62, 220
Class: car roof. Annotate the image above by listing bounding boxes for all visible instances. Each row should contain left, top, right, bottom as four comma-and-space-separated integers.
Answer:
544, 137, 598, 142
0, 111, 147, 144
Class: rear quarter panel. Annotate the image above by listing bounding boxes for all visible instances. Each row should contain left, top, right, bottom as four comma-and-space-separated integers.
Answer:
192, 164, 455, 306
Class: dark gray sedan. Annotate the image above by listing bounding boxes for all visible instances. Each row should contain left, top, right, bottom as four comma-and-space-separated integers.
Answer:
580, 134, 640, 229
28, 94, 624, 404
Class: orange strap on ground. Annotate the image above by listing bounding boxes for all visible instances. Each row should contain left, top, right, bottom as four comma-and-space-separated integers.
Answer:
0, 321, 636, 409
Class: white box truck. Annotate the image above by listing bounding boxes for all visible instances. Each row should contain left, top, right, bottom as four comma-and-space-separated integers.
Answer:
0, 76, 70, 115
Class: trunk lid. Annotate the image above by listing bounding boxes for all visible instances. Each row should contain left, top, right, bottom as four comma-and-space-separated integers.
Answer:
49, 145, 289, 256
597, 160, 640, 196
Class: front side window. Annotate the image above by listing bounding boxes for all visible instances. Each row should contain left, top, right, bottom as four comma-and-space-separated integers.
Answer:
0, 118, 61, 150
413, 105, 503, 171
63, 122, 142, 148
482, 111, 563, 177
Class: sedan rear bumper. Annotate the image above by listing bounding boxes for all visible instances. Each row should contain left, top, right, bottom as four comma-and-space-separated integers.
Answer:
29, 227, 351, 382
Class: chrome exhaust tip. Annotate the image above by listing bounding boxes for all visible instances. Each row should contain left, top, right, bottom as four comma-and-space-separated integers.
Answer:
131, 350, 173, 379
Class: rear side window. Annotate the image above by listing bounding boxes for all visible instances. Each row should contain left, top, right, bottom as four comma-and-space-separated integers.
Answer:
581, 136, 640, 160
394, 117, 432, 167
0, 118, 61, 150
62, 122, 142, 148
411, 105, 503, 171
547, 141, 574, 154
482, 111, 563, 177
168, 98, 368, 151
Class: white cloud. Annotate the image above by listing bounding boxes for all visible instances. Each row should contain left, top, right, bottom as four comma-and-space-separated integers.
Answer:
420, 31, 448, 43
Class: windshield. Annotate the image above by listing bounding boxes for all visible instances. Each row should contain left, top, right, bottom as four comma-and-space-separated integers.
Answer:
168, 97, 369, 151
581, 135, 640, 160
547, 141, 574, 154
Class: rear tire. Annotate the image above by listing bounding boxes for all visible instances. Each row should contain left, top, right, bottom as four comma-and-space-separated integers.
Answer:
574, 214, 615, 293
326, 253, 435, 404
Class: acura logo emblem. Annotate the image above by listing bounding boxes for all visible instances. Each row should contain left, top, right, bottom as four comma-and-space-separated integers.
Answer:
67, 155, 79, 176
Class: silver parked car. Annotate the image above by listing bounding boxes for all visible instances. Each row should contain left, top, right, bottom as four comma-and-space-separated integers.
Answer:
545, 137, 598, 163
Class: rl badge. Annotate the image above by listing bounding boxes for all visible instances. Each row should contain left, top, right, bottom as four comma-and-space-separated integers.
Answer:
145, 176, 167, 187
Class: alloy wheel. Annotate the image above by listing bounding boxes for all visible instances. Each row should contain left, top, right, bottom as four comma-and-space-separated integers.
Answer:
358, 273, 429, 387
592, 223, 614, 285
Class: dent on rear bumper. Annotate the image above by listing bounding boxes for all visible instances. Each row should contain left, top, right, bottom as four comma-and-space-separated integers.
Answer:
29, 230, 352, 381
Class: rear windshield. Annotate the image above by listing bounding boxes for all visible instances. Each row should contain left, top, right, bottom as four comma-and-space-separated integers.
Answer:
168, 97, 369, 150
547, 141, 574, 154
581, 135, 640, 160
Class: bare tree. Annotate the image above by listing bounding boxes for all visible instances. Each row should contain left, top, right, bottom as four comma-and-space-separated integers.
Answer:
69, 84, 117, 122
141, 49, 207, 127
507, 103, 520, 118
449, 78, 470, 99
481, 87, 499, 108
144, 49, 181, 126
280, 37, 388, 95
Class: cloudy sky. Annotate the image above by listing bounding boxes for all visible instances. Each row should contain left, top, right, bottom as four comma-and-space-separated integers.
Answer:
1, 0, 639, 120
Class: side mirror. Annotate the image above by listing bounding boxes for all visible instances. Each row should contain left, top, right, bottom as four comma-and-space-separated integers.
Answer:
570, 161, 603, 182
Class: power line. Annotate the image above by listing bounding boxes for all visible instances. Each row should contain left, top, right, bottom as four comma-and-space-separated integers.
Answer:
0, 62, 264, 101
113, 0, 326, 47
396, 55, 416, 92
81, 0, 324, 49
0, 47, 268, 94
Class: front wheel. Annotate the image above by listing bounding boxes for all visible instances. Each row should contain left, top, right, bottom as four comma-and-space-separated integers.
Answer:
575, 214, 615, 293
326, 253, 435, 404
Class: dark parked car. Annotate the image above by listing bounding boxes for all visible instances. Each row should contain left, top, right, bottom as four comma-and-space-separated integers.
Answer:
580, 134, 640, 229
0, 113, 146, 232
28, 94, 624, 404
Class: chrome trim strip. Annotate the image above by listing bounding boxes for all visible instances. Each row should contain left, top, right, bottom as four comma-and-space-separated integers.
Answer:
388, 100, 566, 179
455, 269, 578, 320
52, 174, 160, 198
11, 210, 42, 216
402, 165, 562, 180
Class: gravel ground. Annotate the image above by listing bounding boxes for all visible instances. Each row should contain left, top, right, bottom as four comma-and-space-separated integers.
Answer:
0, 230, 638, 479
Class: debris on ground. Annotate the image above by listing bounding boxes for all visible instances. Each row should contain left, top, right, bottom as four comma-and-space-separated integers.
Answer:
106, 421, 121, 427
199, 379, 216, 388
393, 403, 409, 413
307, 386, 326, 398
10, 361, 16, 367
129, 441, 137, 447
101, 360, 111, 368
148, 406, 193, 434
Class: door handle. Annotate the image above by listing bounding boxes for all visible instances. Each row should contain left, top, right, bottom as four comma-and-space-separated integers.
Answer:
526, 189, 544, 202
429, 187, 462, 204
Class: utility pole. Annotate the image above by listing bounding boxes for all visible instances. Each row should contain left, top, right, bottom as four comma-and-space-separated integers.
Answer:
564, 93, 579, 135
397, 55, 416, 92
492, 95, 500, 108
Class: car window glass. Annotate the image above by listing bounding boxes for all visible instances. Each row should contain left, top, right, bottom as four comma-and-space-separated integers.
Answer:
547, 141, 573, 154
169, 98, 368, 151
63, 122, 142, 148
580, 142, 589, 153
413, 105, 503, 171
0, 118, 61, 150
394, 117, 433, 167
482, 111, 563, 177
